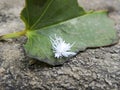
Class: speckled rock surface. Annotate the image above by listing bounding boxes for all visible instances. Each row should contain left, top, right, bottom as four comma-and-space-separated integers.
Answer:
0, 0, 120, 90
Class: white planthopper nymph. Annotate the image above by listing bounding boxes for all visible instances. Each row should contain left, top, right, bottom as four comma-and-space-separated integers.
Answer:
50, 35, 76, 58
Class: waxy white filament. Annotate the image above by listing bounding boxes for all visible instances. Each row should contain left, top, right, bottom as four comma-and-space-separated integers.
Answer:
50, 35, 76, 58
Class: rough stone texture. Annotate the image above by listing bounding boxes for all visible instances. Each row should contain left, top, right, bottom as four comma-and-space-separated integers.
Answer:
0, 0, 120, 90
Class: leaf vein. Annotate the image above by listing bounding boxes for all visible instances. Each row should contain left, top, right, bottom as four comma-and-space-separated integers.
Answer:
30, 0, 54, 29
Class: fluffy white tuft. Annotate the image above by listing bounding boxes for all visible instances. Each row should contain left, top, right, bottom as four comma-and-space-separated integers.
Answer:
50, 35, 76, 58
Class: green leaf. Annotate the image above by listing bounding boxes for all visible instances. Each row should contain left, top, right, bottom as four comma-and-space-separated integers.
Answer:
21, 0, 118, 65
21, 0, 85, 30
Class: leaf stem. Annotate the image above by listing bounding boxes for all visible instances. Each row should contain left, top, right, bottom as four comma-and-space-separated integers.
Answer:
0, 30, 26, 40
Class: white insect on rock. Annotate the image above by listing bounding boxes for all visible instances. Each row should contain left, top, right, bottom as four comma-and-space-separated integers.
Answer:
50, 35, 76, 58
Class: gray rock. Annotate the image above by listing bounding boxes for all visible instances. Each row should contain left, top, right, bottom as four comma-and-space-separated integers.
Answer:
0, 0, 120, 90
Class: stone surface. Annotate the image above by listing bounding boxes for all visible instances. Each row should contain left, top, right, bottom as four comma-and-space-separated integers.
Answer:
0, 0, 120, 90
